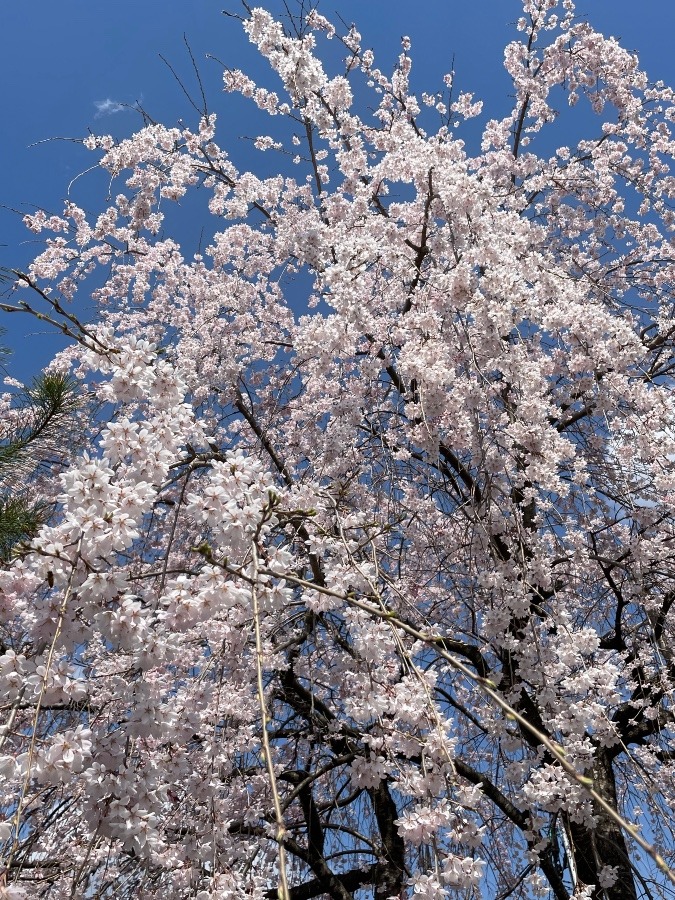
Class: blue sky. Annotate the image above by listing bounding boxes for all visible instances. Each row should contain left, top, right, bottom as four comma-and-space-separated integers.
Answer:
2, 0, 675, 382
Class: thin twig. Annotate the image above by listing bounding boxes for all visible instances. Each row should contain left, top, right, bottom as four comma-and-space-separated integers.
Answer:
251, 542, 290, 900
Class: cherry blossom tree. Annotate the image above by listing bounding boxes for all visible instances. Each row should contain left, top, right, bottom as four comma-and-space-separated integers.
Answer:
3, 1, 675, 897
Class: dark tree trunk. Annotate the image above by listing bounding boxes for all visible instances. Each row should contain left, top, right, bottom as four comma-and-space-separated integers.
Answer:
568, 750, 637, 900
369, 780, 406, 900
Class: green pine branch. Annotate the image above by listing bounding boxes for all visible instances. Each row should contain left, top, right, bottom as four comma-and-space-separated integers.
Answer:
0, 330, 79, 561
0, 371, 79, 483
0, 495, 49, 561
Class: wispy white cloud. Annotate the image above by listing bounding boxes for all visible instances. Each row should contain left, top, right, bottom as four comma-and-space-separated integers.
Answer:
93, 98, 128, 118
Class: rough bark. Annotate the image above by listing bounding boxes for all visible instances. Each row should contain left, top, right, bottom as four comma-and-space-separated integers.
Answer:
568, 750, 638, 900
